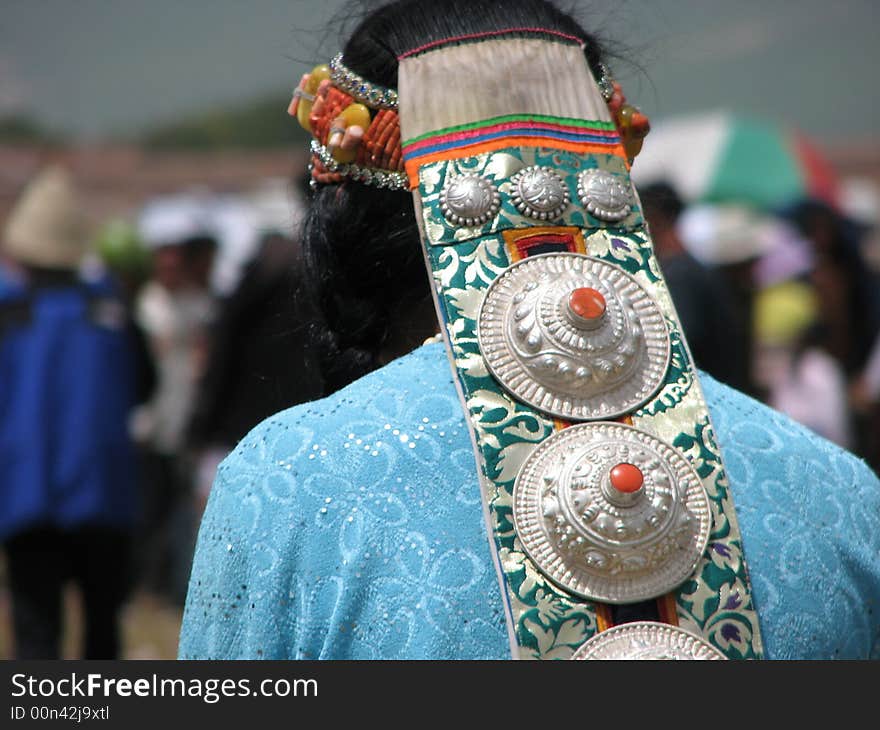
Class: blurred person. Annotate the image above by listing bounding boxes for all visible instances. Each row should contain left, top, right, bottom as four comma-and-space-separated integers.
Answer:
180, 234, 219, 393
677, 203, 775, 399
134, 208, 218, 605
852, 334, 880, 412
93, 220, 157, 405
180, 0, 880, 660
850, 333, 880, 471
785, 199, 880, 466
186, 226, 325, 511
182, 234, 218, 293
755, 281, 853, 449
639, 182, 748, 391
0, 166, 146, 658
0, 250, 24, 288
785, 199, 880, 376
94, 219, 152, 304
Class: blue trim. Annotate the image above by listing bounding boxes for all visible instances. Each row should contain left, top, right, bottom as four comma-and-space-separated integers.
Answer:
405, 128, 620, 159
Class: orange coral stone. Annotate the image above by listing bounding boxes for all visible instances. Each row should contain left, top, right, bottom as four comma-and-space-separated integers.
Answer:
610, 463, 644, 493
568, 287, 606, 321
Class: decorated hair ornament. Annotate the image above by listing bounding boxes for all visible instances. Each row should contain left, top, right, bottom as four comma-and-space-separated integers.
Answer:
289, 60, 407, 189
326, 101, 371, 164
592, 61, 651, 164
310, 139, 408, 190
607, 80, 650, 164
288, 64, 331, 131
329, 53, 399, 111
292, 52, 648, 189
596, 62, 615, 103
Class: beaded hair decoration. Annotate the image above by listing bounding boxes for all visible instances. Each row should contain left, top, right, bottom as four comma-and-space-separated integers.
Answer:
289, 54, 407, 190
288, 53, 648, 190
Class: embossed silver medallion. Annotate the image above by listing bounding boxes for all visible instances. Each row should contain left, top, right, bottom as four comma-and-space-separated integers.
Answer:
478, 253, 670, 420
510, 166, 570, 220
577, 169, 633, 222
439, 173, 501, 227
571, 622, 726, 660
513, 422, 711, 604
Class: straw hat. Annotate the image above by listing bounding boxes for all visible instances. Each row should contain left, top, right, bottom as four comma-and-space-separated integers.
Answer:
2, 165, 89, 269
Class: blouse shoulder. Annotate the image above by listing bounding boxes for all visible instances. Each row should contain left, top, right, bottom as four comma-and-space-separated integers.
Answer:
699, 372, 880, 658
179, 342, 509, 659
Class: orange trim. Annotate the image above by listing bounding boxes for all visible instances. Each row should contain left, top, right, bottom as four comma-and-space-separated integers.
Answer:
406, 137, 628, 188
595, 603, 614, 632
502, 226, 587, 263
657, 592, 680, 626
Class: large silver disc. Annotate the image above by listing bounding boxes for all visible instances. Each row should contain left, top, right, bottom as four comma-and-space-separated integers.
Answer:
478, 253, 670, 420
513, 422, 711, 604
571, 621, 726, 660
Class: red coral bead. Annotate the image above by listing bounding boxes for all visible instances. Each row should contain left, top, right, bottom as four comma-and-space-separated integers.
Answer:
610, 463, 644, 493
568, 287, 606, 322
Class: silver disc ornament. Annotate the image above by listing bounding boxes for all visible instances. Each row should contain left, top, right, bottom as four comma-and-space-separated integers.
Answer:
439, 172, 501, 227
513, 422, 712, 604
571, 621, 726, 660
510, 165, 570, 221
577, 169, 633, 222
478, 253, 670, 420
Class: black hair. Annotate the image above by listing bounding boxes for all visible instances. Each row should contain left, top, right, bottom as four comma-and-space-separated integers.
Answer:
340, 0, 608, 88
181, 235, 219, 258
303, 0, 612, 393
638, 181, 684, 223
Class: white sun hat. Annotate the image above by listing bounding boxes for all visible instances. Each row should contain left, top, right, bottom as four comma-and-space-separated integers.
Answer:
676, 203, 776, 265
2, 165, 89, 269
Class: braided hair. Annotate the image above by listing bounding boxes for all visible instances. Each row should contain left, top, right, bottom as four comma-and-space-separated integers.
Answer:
303, 0, 612, 393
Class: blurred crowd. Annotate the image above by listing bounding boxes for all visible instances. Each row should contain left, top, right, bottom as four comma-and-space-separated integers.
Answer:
1, 156, 879, 659
0, 165, 325, 658
639, 180, 880, 459
631, 112, 880, 461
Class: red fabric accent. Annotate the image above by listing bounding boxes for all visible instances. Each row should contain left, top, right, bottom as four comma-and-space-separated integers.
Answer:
398, 27, 584, 59
792, 133, 840, 210
515, 231, 576, 259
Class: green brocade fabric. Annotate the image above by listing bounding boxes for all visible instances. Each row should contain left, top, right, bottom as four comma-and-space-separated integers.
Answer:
414, 146, 764, 659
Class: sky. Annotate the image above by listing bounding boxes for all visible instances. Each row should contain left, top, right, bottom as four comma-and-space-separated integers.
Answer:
1, 0, 878, 144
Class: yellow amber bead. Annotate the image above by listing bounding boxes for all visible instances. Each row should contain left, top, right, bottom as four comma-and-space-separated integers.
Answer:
296, 64, 331, 132
617, 104, 634, 130
340, 102, 371, 129
625, 137, 645, 162
331, 103, 372, 163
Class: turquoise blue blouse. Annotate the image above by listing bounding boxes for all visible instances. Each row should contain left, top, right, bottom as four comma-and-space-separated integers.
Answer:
179, 342, 880, 659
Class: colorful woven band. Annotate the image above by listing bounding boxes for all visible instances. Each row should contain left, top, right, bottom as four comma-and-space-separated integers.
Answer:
403, 115, 625, 189
398, 36, 764, 660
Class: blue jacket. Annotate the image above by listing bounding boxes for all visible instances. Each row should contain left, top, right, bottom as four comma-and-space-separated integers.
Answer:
0, 272, 140, 540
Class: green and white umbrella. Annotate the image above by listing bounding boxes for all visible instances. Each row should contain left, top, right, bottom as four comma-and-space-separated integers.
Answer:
632, 110, 839, 211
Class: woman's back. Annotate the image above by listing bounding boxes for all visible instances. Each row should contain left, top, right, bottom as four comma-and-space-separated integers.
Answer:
180, 341, 880, 660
